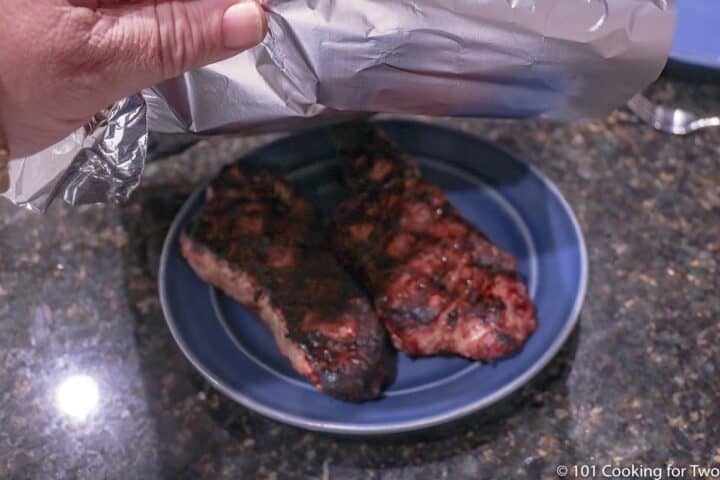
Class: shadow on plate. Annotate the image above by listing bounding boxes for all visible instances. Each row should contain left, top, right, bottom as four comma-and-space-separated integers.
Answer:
195, 324, 580, 473
664, 61, 720, 83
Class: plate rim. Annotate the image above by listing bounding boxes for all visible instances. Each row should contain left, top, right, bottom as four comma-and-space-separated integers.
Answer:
158, 119, 589, 435
669, 0, 720, 70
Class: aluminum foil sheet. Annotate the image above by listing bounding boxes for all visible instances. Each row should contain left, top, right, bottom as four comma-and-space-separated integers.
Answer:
2, 0, 675, 212
2, 96, 147, 212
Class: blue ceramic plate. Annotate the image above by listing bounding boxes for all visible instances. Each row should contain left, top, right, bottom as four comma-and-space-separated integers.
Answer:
670, 0, 720, 70
159, 120, 588, 435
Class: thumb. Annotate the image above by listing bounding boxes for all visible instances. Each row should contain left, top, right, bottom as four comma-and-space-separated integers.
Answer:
99, 0, 267, 94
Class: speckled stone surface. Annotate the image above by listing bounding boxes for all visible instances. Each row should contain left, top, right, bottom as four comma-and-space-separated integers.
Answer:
1, 76, 718, 479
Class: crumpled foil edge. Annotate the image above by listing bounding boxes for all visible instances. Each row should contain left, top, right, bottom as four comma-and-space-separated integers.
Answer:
1, 95, 147, 213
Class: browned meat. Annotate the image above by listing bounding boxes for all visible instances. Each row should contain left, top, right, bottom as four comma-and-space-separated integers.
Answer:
331, 126, 537, 360
335, 124, 420, 191
181, 166, 388, 401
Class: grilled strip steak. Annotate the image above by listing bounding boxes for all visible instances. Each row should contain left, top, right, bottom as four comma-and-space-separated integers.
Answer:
181, 166, 388, 401
331, 126, 537, 360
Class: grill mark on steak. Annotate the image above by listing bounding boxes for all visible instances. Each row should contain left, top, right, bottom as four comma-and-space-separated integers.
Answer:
181, 167, 388, 401
331, 125, 537, 361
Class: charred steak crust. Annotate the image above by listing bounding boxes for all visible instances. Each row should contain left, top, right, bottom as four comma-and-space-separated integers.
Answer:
181, 167, 388, 401
331, 126, 538, 360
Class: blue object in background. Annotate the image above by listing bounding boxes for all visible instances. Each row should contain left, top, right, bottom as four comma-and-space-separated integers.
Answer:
159, 120, 588, 435
670, 0, 720, 70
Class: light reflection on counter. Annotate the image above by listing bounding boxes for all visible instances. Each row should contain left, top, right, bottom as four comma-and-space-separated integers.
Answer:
55, 374, 99, 421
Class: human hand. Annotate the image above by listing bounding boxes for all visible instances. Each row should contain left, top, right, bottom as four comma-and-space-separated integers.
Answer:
0, 0, 267, 159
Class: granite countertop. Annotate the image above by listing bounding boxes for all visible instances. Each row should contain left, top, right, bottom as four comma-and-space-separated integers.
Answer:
0, 76, 718, 479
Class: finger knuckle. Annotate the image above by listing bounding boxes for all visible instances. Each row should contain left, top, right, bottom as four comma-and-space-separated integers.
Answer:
49, 9, 115, 78
154, 3, 208, 78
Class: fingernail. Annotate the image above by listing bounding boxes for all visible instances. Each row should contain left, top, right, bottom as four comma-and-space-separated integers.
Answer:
223, 1, 266, 50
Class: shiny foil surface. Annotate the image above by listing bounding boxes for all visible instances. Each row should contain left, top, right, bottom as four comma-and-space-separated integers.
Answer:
2, 0, 675, 211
